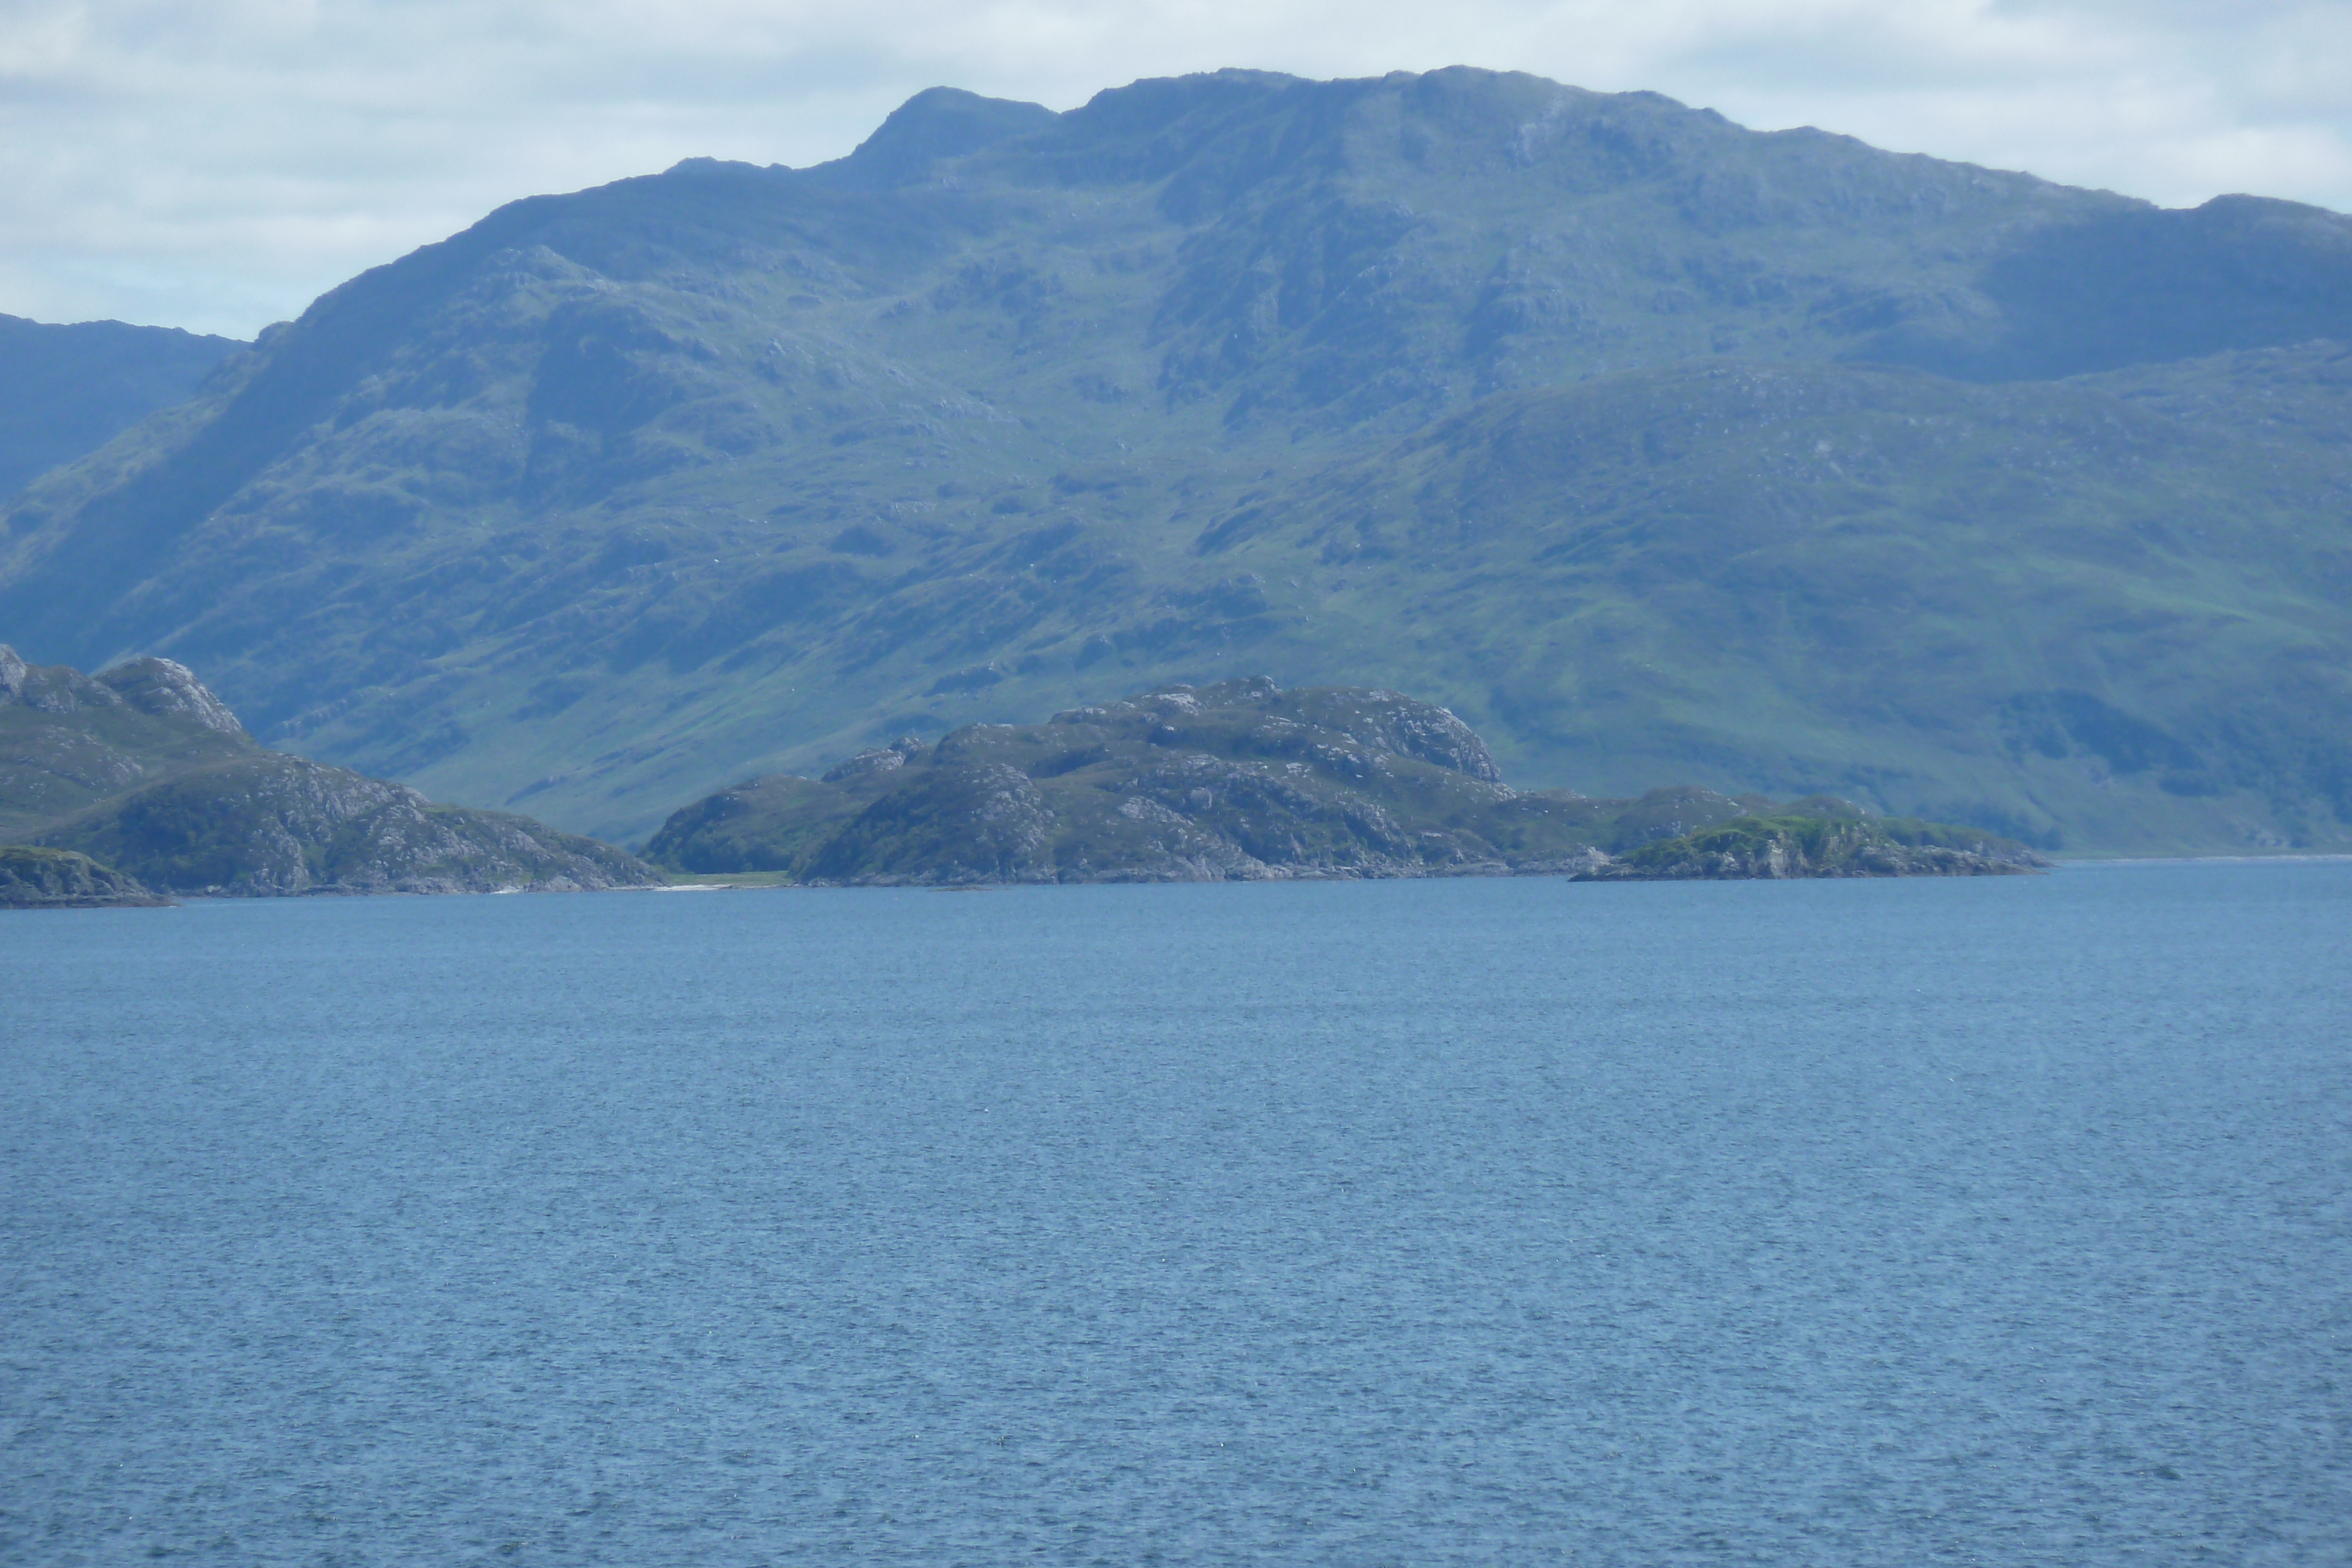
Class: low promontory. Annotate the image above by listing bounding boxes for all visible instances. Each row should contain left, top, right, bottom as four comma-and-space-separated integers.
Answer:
2, 646, 662, 897
0, 845, 171, 908
649, 678, 2046, 885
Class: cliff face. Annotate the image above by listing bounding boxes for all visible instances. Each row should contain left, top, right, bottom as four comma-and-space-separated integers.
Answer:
1, 645, 659, 895
649, 678, 2044, 884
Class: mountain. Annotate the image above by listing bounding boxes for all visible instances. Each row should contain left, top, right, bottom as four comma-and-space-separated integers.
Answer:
646, 677, 2043, 882
0, 646, 659, 894
0, 315, 246, 500
1, 68, 2346, 852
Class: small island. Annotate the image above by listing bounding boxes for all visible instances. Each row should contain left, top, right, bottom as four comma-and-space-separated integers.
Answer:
649, 678, 2046, 885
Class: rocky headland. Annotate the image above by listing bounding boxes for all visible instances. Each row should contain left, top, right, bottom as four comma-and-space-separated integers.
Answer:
0, 845, 171, 908
2, 646, 661, 897
648, 678, 2046, 885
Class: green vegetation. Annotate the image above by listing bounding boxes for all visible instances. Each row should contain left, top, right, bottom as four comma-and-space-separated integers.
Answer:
1, 70, 2346, 853
645, 677, 2043, 884
1190, 350, 2352, 853
0, 845, 170, 908
2, 645, 659, 894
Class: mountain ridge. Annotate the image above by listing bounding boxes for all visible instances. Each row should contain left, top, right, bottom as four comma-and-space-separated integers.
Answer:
1, 67, 2345, 852
0, 314, 246, 500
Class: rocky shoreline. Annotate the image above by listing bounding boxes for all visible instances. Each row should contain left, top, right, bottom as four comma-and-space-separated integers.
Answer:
0, 845, 173, 909
6, 652, 2046, 900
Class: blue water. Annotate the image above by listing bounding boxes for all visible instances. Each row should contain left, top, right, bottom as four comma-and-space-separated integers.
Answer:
4, 865, 2349, 1566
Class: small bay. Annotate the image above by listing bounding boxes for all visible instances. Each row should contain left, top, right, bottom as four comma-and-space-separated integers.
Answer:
4, 864, 2348, 1564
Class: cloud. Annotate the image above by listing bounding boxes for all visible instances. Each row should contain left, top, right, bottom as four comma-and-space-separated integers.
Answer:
1, 0, 2344, 336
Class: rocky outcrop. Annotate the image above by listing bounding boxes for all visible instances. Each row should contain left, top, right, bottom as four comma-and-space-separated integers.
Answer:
95, 657, 247, 735
0, 650, 246, 733
648, 678, 2045, 885
0, 845, 171, 908
651, 678, 1541, 885
36, 753, 661, 895
821, 737, 927, 783
2, 644, 261, 840
804, 761, 1061, 884
3, 645, 660, 894
2, 645, 121, 715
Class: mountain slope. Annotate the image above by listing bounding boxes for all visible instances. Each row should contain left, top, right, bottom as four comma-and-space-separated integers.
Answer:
1186, 346, 2352, 849
1, 68, 2346, 851
0, 315, 246, 500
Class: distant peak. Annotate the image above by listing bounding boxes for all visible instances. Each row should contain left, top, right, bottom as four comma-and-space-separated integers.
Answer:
827, 87, 1058, 188
2191, 191, 2352, 226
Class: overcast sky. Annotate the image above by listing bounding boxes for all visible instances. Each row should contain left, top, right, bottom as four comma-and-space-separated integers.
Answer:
4, 0, 2347, 340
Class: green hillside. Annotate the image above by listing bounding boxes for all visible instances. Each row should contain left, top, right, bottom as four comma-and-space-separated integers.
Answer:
1189, 349, 2352, 849
1, 68, 2346, 851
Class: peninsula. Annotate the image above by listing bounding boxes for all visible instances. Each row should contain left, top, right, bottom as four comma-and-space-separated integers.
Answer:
1, 646, 661, 898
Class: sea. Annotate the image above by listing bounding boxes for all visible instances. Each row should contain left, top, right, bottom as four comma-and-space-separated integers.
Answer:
4, 862, 2348, 1566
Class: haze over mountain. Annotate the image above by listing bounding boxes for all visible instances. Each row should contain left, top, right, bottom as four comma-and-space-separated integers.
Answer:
1, 68, 2346, 851
0, 315, 246, 499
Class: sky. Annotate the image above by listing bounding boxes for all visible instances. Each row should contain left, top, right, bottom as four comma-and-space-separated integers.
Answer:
3, 0, 2347, 340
